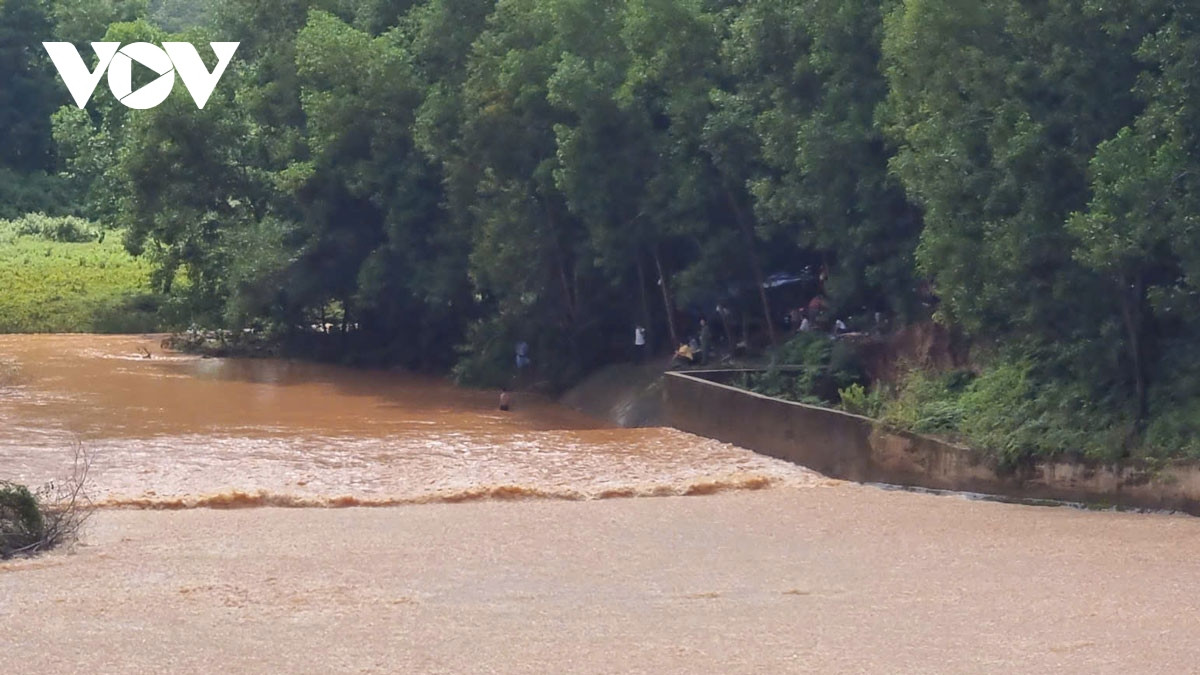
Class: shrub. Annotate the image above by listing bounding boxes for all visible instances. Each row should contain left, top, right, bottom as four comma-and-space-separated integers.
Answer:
1144, 403, 1200, 459
735, 333, 868, 405
955, 358, 1129, 464
91, 293, 168, 333
0, 170, 80, 220
839, 382, 884, 418
772, 332, 833, 368
0, 483, 44, 557
879, 367, 968, 434
955, 360, 1038, 463
740, 368, 825, 405
0, 444, 94, 559
0, 212, 100, 243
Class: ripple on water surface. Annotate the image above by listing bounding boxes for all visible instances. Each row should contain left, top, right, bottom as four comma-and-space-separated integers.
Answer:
0, 334, 822, 508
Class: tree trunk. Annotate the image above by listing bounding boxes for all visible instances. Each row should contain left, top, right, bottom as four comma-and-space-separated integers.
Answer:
636, 250, 653, 350
726, 187, 776, 347
546, 206, 576, 324
558, 261, 575, 322
653, 245, 680, 349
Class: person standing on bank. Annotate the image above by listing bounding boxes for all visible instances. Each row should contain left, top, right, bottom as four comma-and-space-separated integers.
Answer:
634, 324, 647, 363
699, 318, 712, 365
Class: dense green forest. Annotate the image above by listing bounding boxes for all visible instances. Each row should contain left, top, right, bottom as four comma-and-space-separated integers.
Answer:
4, 0, 1200, 460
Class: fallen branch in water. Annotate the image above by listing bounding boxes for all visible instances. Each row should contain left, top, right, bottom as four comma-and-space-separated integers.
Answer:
1, 440, 95, 559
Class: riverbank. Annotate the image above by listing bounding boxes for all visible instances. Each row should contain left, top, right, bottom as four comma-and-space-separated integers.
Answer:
5, 487, 1200, 673
0, 224, 161, 334
665, 370, 1200, 514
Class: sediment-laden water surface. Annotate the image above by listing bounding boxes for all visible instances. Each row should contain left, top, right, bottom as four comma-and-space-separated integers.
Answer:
0, 334, 820, 507
6, 335, 1200, 673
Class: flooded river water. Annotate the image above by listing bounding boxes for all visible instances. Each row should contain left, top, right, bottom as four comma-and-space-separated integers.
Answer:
6, 335, 1200, 673
0, 334, 818, 507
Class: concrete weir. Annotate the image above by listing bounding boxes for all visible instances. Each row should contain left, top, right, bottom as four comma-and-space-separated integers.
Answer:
664, 370, 1200, 515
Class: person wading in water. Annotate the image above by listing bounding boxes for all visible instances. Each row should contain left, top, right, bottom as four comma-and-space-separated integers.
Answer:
499, 387, 512, 412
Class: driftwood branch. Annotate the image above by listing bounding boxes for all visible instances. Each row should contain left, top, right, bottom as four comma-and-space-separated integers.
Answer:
1, 440, 96, 559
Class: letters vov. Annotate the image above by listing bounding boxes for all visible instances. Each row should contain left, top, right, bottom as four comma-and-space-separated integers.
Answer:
42, 42, 240, 110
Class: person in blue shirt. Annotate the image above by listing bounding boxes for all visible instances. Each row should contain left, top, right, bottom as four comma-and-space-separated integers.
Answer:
515, 341, 531, 369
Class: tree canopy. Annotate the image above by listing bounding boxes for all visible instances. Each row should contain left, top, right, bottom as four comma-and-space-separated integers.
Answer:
5, 0, 1200, 457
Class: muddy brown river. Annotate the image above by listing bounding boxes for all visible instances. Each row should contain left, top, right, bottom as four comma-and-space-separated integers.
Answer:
0, 334, 817, 506
4, 334, 1200, 673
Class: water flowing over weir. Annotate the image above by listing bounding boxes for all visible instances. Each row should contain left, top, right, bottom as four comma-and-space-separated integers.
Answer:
0, 335, 821, 508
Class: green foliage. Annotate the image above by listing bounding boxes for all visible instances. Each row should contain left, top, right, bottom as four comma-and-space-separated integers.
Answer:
1140, 346, 1200, 459
0, 0, 58, 174
0, 445, 95, 558
737, 368, 824, 406
0, 225, 160, 333
958, 360, 1132, 464
879, 367, 967, 435
720, 0, 921, 318
0, 213, 99, 243
874, 357, 1130, 465
1144, 404, 1200, 460
773, 332, 833, 368
149, 0, 214, 31
8, 0, 1200, 459
0, 482, 45, 558
738, 333, 866, 405
0, 169, 80, 220
839, 382, 883, 418
881, 0, 1150, 335
52, 0, 149, 44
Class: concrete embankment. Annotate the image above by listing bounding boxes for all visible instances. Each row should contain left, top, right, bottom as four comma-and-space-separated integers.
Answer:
559, 362, 668, 428
662, 370, 1200, 515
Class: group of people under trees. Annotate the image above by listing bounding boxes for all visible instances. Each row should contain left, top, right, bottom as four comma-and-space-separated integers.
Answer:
781, 296, 851, 337
665, 290, 864, 369
499, 279, 886, 407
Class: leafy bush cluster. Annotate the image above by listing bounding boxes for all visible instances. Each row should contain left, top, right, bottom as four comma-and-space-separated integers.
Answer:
855, 356, 1144, 465
735, 340, 1181, 466
0, 213, 99, 243
738, 333, 866, 406
0, 483, 44, 557
0, 170, 78, 221
838, 383, 884, 418
878, 367, 972, 436
0, 444, 94, 559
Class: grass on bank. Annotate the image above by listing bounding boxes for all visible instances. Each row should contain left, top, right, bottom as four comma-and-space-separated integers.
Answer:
0, 214, 163, 333
736, 332, 1200, 465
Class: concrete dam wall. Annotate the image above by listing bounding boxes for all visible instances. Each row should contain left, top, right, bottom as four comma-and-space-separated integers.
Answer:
664, 370, 1200, 515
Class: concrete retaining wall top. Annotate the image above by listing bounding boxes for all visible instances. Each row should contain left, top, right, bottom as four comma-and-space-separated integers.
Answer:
664, 370, 1200, 515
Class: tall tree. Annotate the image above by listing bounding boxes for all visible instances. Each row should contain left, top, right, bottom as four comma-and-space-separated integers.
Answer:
881, 0, 1150, 336
0, 0, 58, 173
1069, 1, 1200, 427
717, 0, 920, 321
